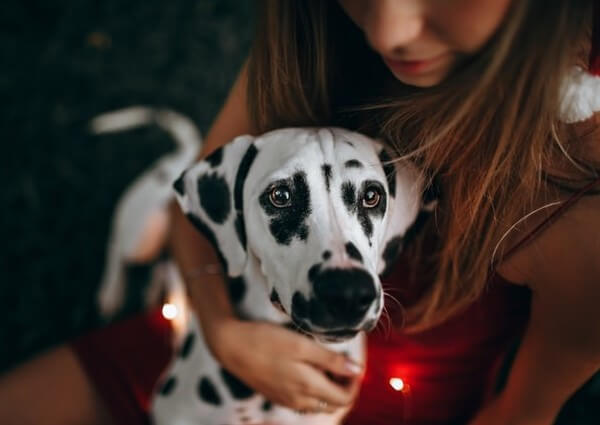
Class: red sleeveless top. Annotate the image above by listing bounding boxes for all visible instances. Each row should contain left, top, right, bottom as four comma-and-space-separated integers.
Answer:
344, 177, 600, 425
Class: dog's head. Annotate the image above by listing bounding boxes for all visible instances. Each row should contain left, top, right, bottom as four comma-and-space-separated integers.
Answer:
174, 128, 430, 342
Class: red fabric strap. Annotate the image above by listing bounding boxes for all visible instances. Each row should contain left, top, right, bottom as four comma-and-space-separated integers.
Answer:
498, 177, 600, 267
590, 0, 600, 75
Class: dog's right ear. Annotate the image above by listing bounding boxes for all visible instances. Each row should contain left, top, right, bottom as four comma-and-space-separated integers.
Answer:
374, 145, 439, 279
172, 135, 257, 277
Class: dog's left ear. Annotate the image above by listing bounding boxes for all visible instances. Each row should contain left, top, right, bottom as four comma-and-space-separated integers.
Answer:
172, 135, 258, 277
375, 146, 438, 278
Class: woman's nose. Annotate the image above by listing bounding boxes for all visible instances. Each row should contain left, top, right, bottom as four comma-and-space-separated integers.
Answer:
362, 1, 424, 57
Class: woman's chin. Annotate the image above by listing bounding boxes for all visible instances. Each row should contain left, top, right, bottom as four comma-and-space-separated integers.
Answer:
389, 69, 449, 88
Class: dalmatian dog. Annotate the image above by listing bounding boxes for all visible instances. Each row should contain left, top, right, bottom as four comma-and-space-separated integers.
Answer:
151, 127, 433, 425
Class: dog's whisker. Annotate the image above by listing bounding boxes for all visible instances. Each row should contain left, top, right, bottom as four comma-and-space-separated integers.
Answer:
381, 289, 407, 337
375, 304, 393, 340
381, 308, 393, 340
383, 293, 407, 330
383, 289, 404, 310
381, 283, 404, 296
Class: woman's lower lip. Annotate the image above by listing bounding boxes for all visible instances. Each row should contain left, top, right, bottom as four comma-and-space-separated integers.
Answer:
383, 54, 445, 75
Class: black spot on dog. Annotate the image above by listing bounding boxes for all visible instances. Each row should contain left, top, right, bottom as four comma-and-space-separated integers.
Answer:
345, 242, 363, 263
261, 400, 273, 411
206, 147, 224, 168
270, 288, 280, 304
234, 144, 258, 211
269, 288, 285, 313
197, 173, 231, 224
380, 236, 403, 278
179, 332, 195, 359
259, 172, 311, 245
423, 175, 442, 204
159, 376, 177, 396
322, 164, 332, 192
220, 368, 255, 399
345, 159, 363, 168
308, 263, 321, 282
342, 181, 356, 212
186, 213, 228, 274
322, 250, 332, 260
357, 212, 373, 240
269, 288, 281, 305
234, 214, 247, 249
173, 172, 185, 196
291, 291, 309, 320
198, 377, 222, 406
344, 139, 355, 147
232, 144, 258, 250
378, 149, 396, 197
403, 210, 431, 246
298, 225, 309, 241
227, 276, 246, 304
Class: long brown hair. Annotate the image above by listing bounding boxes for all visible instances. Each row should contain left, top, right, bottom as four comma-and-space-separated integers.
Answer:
247, 0, 598, 331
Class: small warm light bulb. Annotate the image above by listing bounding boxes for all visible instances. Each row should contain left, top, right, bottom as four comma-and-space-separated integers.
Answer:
162, 303, 178, 320
389, 377, 405, 392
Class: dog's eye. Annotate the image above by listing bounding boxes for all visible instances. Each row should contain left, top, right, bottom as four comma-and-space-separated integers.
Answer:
362, 187, 381, 208
269, 186, 292, 208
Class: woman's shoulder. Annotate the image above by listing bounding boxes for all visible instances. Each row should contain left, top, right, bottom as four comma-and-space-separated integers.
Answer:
497, 195, 599, 284
497, 116, 600, 291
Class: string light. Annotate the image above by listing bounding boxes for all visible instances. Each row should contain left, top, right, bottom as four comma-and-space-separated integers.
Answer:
389, 377, 405, 392
162, 303, 178, 320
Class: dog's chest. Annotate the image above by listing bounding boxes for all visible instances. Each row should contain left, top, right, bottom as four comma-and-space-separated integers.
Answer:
150, 267, 364, 425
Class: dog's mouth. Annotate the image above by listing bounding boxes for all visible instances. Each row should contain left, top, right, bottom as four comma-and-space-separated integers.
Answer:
290, 316, 360, 342
317, 329, 359, 342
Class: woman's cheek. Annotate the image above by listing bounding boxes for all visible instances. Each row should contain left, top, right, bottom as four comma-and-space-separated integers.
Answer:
429, 0, 513, 53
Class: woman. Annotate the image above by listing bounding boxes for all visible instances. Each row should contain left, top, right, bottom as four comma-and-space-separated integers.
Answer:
1, 1, 599, 424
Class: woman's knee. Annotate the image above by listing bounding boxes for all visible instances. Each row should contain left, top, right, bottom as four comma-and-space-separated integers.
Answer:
0, 345, 114, 425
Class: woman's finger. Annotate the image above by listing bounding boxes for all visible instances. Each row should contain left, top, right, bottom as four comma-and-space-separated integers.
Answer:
288, 394, 341, 415
297, 340, 363, 378
292, 363, 360, 408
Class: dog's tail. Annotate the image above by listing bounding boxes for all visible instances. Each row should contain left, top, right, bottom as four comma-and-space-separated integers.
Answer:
89, 106, 202, 161
91, 107, 202, 320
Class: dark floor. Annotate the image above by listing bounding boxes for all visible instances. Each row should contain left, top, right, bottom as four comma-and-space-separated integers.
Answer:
0, 1, 598, 423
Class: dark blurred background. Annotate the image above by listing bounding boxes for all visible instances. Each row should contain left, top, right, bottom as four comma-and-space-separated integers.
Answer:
1, 0, 253, 370
0, 1, 598, 423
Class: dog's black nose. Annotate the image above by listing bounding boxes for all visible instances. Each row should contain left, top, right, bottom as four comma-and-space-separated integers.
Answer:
311, 268, 376, 326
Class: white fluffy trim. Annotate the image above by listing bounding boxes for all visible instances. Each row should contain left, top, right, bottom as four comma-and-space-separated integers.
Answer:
559, 66, 600, 123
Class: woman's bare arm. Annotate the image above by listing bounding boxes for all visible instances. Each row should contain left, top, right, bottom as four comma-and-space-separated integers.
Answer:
169, 61, 255, 334
168, 62, 363, 412
469, 194, 600, 425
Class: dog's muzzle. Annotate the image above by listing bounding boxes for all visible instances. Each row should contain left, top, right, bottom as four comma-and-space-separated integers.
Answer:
292, 268, 378, 334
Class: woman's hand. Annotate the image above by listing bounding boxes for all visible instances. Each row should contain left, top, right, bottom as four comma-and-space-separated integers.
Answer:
205, 317, 364, 414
